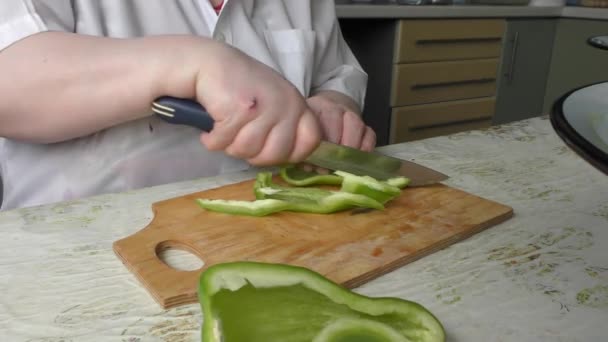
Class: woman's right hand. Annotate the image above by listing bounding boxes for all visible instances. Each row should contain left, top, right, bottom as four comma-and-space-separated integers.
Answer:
192, 42, 322, 167
0, 32, 321, 165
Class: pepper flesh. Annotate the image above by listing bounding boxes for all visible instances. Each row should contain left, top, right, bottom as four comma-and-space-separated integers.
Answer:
335, 171, 403, 204
196, 172, 384, 216
280, 166, 343, 186
254, 172, 384, 213
385, 177, 411, 189
198, 262, 446, 342
279, 167, 411, 191
196, 198, 291, 217
254, 172, 332, 202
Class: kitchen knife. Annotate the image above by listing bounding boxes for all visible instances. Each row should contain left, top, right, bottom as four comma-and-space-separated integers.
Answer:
151, 96, 448, 185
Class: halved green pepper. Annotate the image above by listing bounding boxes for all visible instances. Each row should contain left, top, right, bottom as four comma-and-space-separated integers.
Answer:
198, 261, 446, 342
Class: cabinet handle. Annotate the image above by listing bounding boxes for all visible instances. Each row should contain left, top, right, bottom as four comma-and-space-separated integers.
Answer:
587, 36, 608, 51
504, 32, 520, 85
416, 37, 501, 45
411, 78, 495, 90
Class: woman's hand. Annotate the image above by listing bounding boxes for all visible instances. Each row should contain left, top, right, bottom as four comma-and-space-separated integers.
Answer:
194, 42, 322, 166
306, 90, 376, 151
0, 32, 323, 158
0, 33, 323, 167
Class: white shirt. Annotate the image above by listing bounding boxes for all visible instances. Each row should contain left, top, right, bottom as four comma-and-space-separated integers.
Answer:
0, 0, 367, 210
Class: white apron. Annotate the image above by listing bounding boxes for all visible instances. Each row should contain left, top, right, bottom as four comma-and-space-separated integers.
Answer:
0, 0, 367, 210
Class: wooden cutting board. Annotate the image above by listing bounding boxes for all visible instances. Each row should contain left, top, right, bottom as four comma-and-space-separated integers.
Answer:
113, 176, 513, 309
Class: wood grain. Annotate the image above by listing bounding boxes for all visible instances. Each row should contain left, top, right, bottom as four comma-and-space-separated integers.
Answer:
113, 177, 513, 309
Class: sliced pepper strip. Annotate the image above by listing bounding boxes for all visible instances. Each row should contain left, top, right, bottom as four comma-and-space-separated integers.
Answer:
196, 199, 290, 217
262, 189, 384, 214
253, 172, 330, 201
335, 170, 403, 204
197, 193, 382, 216
198, 261, 446, 342
196, 173, 384, 216
279, 166, 343, 186
280, 166, 410, 191
255, 172, 384, 213
385, 177, 411, 189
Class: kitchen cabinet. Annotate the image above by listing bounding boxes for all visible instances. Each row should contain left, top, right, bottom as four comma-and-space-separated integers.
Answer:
543, 18, 608, 113
340, 18, 505, 145
391, 97, 494, 142
494, 19, 557, 125
340, 13, 608, 144
392, 59, 500, 106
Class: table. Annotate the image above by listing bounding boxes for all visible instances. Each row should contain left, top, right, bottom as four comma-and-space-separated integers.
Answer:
1, 117, 606, 341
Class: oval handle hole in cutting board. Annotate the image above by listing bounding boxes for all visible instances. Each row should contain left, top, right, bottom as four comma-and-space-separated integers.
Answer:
155, 240, 205, 272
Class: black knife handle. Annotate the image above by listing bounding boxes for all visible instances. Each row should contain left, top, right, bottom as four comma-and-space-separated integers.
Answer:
152, 96, 215, 132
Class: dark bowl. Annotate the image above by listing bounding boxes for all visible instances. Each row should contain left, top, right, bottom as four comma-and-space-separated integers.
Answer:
550, 81, 608, 175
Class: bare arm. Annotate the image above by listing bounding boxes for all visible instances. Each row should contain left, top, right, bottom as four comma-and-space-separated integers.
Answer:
0, 32, 205, 143
0, 32, 320, 165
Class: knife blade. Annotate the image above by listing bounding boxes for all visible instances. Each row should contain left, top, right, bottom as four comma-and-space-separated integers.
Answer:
151, 96, 448, 186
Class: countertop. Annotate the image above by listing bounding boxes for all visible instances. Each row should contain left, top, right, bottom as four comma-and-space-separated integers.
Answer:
1, 117, 607, 341
336, 4, 608, 20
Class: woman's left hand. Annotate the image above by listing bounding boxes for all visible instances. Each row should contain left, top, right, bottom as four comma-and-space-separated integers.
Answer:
306, 90, 376, 152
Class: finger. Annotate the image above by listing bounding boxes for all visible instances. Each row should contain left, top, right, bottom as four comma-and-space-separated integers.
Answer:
288, 111, 322, 164
200, 94, 263, 151
360, 126, 377, 152
200, 112, 251, 151
313, 166, 331, 175
247, 119, 298, 166
298, 163, 314, 173
340, 111, 366, 150
316, 107, 344, 144
224, 118, 274, 159
295, 163, 329, 175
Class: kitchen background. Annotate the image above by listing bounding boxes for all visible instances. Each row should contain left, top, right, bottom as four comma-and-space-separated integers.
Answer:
335, 0, 608, 145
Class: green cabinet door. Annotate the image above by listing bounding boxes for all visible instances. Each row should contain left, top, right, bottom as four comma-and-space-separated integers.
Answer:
494, 19, 557, 125
543, 18, 608, 114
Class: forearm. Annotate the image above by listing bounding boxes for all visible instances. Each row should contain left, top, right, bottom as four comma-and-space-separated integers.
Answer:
0, 32, 208, 143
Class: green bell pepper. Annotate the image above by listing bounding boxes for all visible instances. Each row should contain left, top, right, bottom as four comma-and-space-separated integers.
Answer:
255, 171, 384, 213
198, 261, 446, 342
335, 171, 404, 204
279, 167, 410, 191
385, 177, 411, 189
279, 166, 343, 186
196, 199, 291, 217
196, 172, 384, 216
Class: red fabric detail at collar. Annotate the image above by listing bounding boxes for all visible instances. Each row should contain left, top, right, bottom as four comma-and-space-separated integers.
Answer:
213, 0, 225, 14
